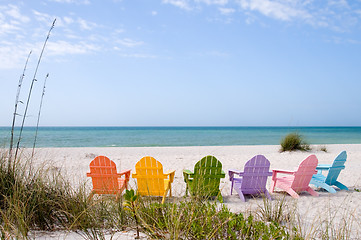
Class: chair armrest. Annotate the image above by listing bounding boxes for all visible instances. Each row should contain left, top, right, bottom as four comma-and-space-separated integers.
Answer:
183, 169, 193, 183
118, 169, 131, 181
229, 169, 242, 175
164, 170, 176, 183
132, 172, 138, 178
228, 169, 243, 181
220, 170, 226, 178
86, 172, 91, 177
272, 169, 294, 181
272, 169, 294, 175
316, 164, 331, 170
119, 169, 131, 176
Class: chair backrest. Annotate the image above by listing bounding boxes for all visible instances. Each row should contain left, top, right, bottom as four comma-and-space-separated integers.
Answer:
88, 156, 119, 194
193, 155, 223, 196
241, 155, 271, 191
135, 156, 165, 196
325, 151, 347, 185
291, 155, 318, 191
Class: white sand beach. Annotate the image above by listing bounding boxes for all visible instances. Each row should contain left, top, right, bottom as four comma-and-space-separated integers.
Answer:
26, 144, 361, 239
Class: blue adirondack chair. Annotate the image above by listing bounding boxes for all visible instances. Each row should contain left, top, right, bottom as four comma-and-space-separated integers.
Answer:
310, 151, 348, 193
229, 155, 273, 202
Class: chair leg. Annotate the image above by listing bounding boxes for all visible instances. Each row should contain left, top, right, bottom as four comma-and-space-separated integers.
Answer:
88, 192, 95, 201
270, 181, 276, 193
162, 190, 168, 204
334, 181, 349, 191
306, 186, 319, 197
217, 193, 224, 203
286, 188, 300, 199
230, 180, 234, 195
321, 183, 336, 193
264, 190, 272, 200
233, 186, 246, 202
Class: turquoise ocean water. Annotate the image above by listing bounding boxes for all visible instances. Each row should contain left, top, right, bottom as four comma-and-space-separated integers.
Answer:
0, 127, 361, 148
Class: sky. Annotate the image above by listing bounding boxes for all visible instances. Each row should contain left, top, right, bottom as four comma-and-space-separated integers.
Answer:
1, 0, 361, 127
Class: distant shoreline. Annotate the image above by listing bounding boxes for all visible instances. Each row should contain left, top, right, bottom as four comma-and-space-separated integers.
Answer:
1, 126, 361, 148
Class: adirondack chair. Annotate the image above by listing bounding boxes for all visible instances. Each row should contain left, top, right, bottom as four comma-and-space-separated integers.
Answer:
132, 156, 175, 204
229, 155, 273, 202
183, 155, 225, 202
270, 155, 319, 198
86, 156, 131, 199
310, 151, 348, 193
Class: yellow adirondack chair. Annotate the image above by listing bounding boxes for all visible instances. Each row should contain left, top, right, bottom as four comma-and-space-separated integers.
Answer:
132, 156, 175, 204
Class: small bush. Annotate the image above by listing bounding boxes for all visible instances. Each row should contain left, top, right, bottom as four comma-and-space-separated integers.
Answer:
280, 133, 310, 152
319, 146, 328, 152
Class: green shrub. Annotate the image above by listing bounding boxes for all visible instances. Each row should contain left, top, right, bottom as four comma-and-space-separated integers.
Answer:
136, 199, 290, 239
280, 133, 310, 152
319, 146, 328, 152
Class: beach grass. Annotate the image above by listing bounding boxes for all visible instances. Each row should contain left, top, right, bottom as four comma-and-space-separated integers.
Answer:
280, 133, 311, 152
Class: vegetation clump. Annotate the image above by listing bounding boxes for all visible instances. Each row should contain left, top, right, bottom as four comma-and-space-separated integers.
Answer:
280, 133, 311, 152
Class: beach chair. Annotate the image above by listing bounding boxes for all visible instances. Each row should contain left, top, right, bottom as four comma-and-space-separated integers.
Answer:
310, 151, 348, 193
183, 155, 225, 202
229, 155, 273, 202
87, 156, 131, 199
132, 156, 175, 204
270, 155, 319, 198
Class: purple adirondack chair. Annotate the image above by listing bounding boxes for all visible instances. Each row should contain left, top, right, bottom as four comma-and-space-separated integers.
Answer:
229, 155, 273, 202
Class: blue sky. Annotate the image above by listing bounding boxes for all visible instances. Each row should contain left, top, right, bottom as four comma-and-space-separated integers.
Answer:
1, 0, 361, 126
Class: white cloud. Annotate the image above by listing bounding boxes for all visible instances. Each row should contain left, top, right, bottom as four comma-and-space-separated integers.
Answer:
117, 38, 144, 47
196, 0, 228, 5
46, 40, 100, 55
151, 11, 158, 16
77, 18, 97, 30
0, 42, 30, 69
219, 7, 235, 15
5, 4, 30, 23
237, 0, 311, 21
116, 52, 157, 59
33, 10, 54, 25
162, 0, 192, 10
49, 0, 90, 4
0, 5, 29, 36
63, 16, 74, 25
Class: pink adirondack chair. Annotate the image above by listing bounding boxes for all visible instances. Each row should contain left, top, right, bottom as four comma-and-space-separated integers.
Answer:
229, 155, 272, 202
270, 155, 319, 198
87, 156, 131, 199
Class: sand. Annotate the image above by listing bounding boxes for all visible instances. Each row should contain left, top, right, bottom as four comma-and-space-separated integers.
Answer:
25, 144, 361, 239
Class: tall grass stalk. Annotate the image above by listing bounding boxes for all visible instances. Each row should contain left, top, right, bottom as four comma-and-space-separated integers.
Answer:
9, 51, 32, 161
32, 73, 49, 157
14, 19, 56, 161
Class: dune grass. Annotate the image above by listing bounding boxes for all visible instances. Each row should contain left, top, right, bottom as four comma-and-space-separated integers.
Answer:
280, 133, 311, 152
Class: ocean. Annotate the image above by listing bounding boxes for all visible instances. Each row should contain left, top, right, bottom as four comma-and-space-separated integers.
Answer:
1, 126, 361, 148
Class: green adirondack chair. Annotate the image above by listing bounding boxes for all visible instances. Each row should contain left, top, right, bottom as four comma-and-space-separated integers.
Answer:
183, 155, 225, 202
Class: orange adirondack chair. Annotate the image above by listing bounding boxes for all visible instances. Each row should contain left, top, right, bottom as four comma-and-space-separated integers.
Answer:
132, 156, 175, 204
87, 156, 131, 199
270, 155, 319, 198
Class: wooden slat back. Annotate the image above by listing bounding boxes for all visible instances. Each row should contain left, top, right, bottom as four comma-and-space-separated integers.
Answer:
326, 151, 347, 184
242, 155, 271, 191
135, 156, 165, 196
292, 155, 318, 191
193, 155, 223, 196
88, 156, 119, 193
